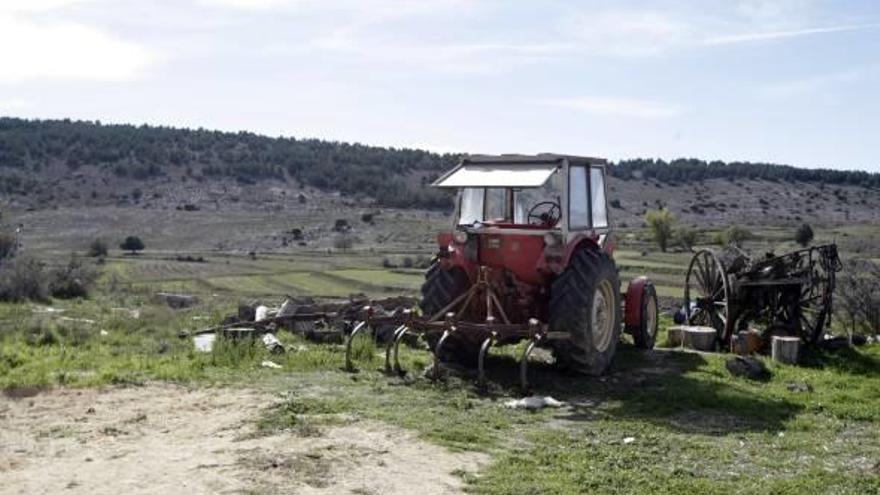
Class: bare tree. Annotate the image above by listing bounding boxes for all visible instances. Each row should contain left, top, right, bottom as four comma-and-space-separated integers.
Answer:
837, 259, 880, 336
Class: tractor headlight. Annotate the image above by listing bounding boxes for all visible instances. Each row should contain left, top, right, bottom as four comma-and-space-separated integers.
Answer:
543, 232, 562, 247
453, 230, 468, 244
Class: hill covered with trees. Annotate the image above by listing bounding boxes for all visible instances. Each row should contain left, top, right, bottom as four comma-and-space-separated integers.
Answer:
0, 117, 877, 210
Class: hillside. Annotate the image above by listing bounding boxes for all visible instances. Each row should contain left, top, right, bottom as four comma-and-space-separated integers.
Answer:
1, 117, 880, 229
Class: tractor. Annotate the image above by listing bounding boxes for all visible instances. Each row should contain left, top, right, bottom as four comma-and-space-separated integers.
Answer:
344, 154, 658, 388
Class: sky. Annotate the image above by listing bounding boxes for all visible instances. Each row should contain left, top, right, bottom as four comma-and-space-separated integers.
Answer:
0, 0, 878, 172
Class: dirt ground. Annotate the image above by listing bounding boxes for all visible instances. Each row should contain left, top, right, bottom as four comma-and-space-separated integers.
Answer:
0, 384, 485, 495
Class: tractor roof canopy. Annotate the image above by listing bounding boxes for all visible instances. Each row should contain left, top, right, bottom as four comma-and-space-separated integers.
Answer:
431, 154, 605, 188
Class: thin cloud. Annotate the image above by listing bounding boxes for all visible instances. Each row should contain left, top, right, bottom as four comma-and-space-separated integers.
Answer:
0, 15, 154, 84
705, 23, 880, 45
533, 97, 683, 119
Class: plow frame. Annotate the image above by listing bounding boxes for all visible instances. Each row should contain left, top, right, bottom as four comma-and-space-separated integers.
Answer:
344, 305, 556, 392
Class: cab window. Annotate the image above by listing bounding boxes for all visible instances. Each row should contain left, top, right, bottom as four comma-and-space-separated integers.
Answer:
591, 167, 608, 228
569, 165, 589, 229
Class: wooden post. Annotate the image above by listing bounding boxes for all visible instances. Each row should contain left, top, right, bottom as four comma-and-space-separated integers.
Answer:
731, 330, 763, 355
771, 336, 800, 364
666, 326, 684, 347
682, 326, 717, 351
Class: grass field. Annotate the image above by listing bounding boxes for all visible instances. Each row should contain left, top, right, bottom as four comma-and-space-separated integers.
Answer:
3, 218, 880, 493
1, 292, 878, 493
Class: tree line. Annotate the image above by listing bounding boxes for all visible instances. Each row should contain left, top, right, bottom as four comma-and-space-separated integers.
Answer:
1, 117, 878, 209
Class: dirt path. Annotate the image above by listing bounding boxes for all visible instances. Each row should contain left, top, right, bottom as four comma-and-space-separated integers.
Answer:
0, 384, 485, 494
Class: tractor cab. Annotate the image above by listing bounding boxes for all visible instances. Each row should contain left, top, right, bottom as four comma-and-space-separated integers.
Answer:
432, 155, 613, 284
434, 154, 610, 238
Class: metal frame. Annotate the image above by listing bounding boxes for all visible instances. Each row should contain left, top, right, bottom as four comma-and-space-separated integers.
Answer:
344, 305, 552, 392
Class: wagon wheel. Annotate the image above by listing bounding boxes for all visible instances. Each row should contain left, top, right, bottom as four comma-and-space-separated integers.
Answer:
684, 250, 732, 344
795, 254, 834, 344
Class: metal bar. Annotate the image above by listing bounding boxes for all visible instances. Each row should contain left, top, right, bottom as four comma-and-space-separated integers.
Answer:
392, 327, 410, 374
344, 320, 369, 372
384, 325, 407, 373
433, 329, 452, 380
519, 320, 543, 392
429, 286, 474, 322
477, 335, 495, 388
488, 291, 511, 324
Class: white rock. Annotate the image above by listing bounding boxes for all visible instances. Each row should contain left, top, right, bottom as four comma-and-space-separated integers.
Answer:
623, 437, 635, 444
255, 305, 270, 322
504, 396, 565, 410
261, 360, 282, 369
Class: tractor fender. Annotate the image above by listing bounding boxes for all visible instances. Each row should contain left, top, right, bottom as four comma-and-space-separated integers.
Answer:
562, 235, 602, 268
435, 232, 478, 283
624, 276, 652, 331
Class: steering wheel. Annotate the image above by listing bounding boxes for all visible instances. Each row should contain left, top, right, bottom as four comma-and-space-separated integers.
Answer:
527, 201, 561, 226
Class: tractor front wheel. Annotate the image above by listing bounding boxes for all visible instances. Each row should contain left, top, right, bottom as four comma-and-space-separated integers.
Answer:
550, 249, 622, 375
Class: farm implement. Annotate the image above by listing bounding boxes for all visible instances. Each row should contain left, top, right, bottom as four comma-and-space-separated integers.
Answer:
684, 243, 842, 349
343, 154, 659, 389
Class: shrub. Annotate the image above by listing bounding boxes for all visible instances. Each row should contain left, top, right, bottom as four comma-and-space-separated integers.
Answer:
87, 238, 108, 257
120, 236, 145, 254
837, 260, 880, 336
0, 230, 14, 260
714, 225, 752, 248
675, 227, 699, 251
333, 233, 354, 252
0, 257, 49, 302
48, 255, 98, 299
795, 223, 814, 247
334, 219, 350, 232
645, 209, 675, 252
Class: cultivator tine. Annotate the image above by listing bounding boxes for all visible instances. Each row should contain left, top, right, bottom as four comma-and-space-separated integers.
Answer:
519, 319, 543, 393
384, 324, 408, 374
432, 312, 457, 380
391, 326, 410, 374
476, 333, 496, 389
343, 306, 373, 372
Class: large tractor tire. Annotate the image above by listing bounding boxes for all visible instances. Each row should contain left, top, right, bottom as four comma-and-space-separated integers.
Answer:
550, 248, 622, 375
419, 263, 479, 364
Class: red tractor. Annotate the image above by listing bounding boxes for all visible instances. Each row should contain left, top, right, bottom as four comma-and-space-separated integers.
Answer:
344, 154, 658, 387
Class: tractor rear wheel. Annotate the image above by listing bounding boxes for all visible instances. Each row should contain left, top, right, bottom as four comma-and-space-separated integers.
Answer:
419, 263, 479, 364
550, 249, 622, 375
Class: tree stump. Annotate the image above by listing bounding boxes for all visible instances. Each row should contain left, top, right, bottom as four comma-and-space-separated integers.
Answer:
682, 326, 717, 351
772, 336, 800, 364
665, 326, 684, 347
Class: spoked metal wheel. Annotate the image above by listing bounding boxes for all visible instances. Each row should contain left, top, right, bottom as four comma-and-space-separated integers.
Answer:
684, 250, 732, 344
592, 279, 616, 352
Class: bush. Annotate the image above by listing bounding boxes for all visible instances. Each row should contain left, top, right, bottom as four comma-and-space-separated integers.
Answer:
87, 238, 108, 257
0, 230, 14, 260
0, 257, 49, 302
714, 225, 752, 248
333, 233, 354, 252
675, 227, 699, 251
645, 209, 675, 252
795, 223, 814, 247
48, 255, 98, 299
837, 260, 880, 336
120, 236, 145, 254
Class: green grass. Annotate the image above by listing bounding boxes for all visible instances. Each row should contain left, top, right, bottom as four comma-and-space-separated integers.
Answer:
4, 230, 880, 494
5, 291, 877, 494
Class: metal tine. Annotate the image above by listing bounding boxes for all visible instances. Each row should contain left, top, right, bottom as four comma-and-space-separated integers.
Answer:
432, 312, 456, 380
384, 325, 408, 373
344, 306, 373, 372
392, 326, 410, 375
519, 319, 542, 393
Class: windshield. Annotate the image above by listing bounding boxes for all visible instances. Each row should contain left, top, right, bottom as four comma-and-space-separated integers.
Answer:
458, 170, 562, 227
